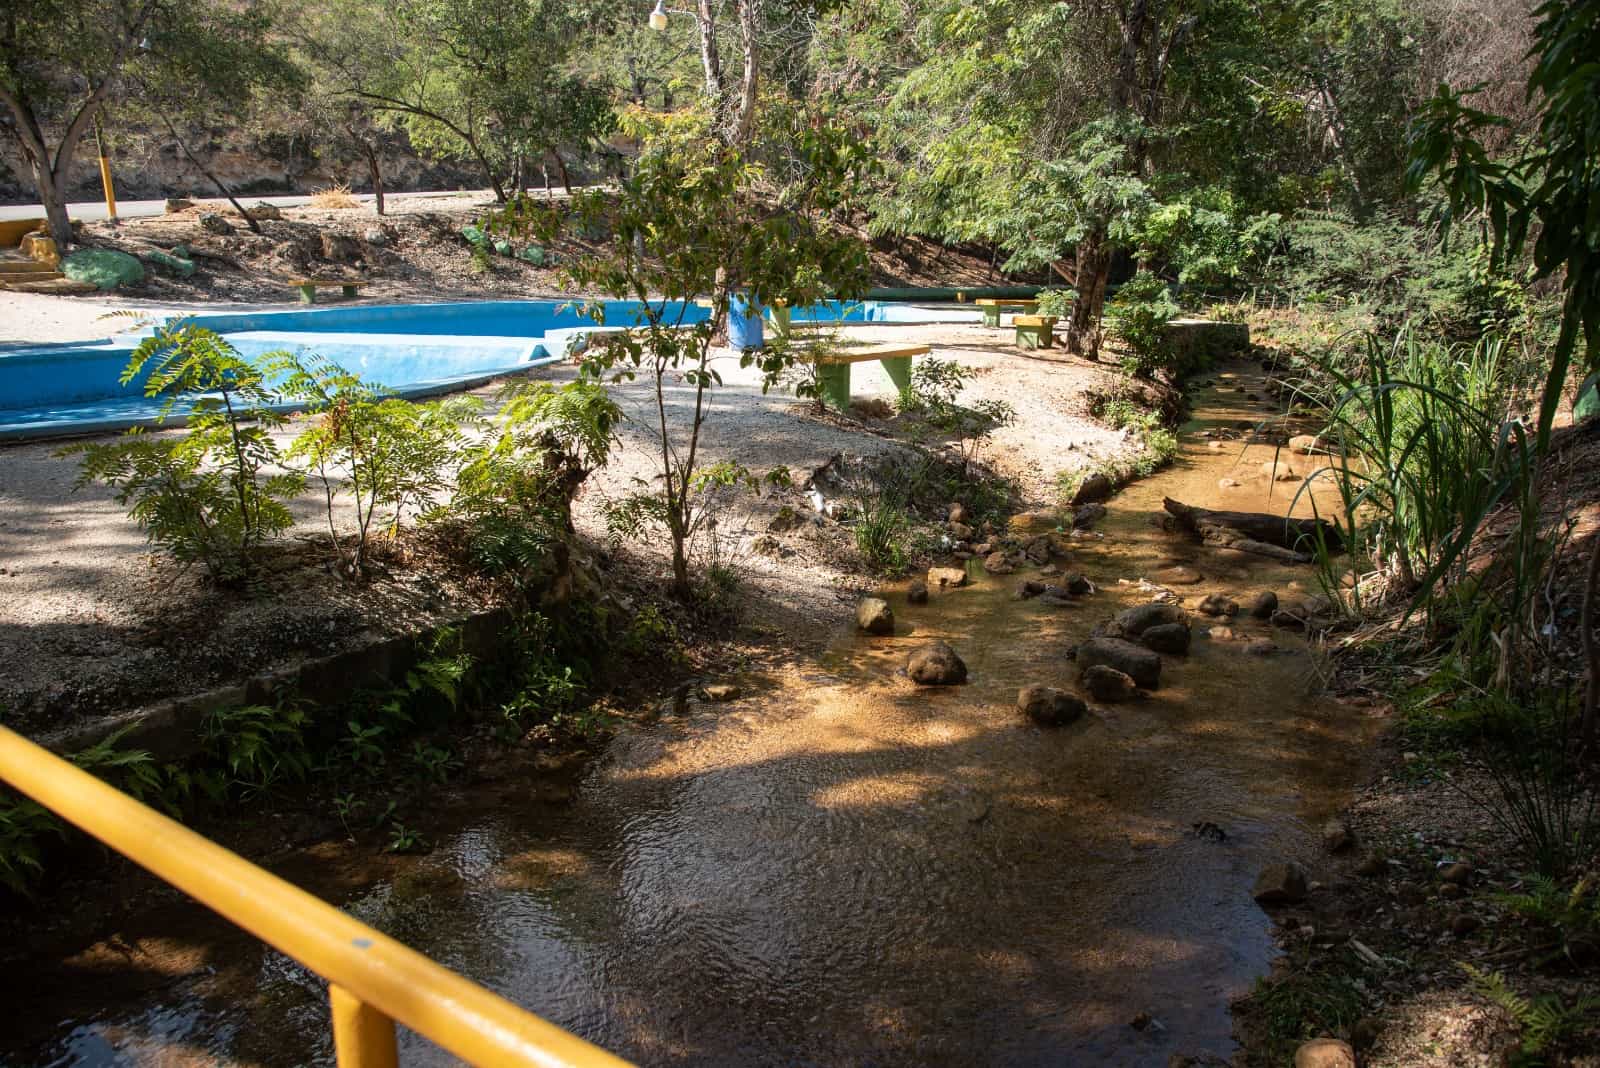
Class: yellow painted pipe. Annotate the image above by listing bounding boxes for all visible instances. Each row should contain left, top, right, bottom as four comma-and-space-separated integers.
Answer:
98, 154, 118, 223
0, 727, 633, 1068
331, 983, 399, 1068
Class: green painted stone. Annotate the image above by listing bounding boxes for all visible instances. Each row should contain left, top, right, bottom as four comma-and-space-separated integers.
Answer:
493, 239, 513, 256
141, 247, 197, 278
61, 249, 145, 291
517, 245, 547, 266
460, 224, 491, 249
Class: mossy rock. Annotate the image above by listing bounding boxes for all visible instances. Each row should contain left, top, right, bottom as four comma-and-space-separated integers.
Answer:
139, 245, 197, 278
61, 248, 145, 291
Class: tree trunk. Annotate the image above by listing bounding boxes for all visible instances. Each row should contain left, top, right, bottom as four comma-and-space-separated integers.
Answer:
363, 147, 385, 216
1582, 529, 1600, 750
696, 0, 724, 103
1066, 230, 1110, 357
161, 115, 262, 234
553, 152, 573, 195
31, 160, 73, 249
732, 0, 761, 146
1163, 497, 1342, 561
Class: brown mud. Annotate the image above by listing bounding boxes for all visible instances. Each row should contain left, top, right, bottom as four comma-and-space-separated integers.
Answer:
4, 365, 1378, 1067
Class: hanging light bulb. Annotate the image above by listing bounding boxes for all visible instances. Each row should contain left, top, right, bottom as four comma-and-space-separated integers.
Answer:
648, 0, 668, 30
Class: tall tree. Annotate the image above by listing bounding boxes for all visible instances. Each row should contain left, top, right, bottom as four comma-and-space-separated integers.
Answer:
0, 0, 298, 248
0, 0, 158, 246
298, 0, 614, 201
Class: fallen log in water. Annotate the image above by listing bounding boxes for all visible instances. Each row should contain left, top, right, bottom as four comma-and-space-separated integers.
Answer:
1163, 497, 1342, 563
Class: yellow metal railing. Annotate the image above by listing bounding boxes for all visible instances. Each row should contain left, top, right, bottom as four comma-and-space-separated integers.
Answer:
0, 726, 633, 1068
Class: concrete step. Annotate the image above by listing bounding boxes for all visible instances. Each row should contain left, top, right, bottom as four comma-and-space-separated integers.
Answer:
0, 258, 59, 275
1, 276, 95, 295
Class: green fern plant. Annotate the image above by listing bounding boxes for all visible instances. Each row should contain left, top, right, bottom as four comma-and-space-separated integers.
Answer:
63, 323, 303, 582
1496, 876, 1600, 968
1462, 964, 1600, 1065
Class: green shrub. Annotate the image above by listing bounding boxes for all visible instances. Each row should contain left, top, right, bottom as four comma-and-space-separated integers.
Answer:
64, 324, 303, 582
900, 357, 1016, 472
280, 352, 473, 577
1105, 270, 1180, 377
1035, 287, 1076, 317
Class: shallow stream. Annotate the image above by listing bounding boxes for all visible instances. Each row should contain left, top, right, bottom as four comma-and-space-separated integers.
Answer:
9, 365, 1374, 1067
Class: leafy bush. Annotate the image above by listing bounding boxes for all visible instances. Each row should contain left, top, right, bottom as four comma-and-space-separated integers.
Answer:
443, 380, 621, 580
1035, 287, 1076, 317
1105, 270, 1180, 377
280, 353, 474, 576
65, 324, 303, 582
899, 357, 1016, 472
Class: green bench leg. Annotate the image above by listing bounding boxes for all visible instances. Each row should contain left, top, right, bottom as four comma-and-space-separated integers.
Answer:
1016, 323, 1055, 349
982, 307, 1002, 328
297, 284, 317, 304
817, 363, 851, 410
880, 355, 913, 396
342, 284, 359, 299
766, 304, 792, 342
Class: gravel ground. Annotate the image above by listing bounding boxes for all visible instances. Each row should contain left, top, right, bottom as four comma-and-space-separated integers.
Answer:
0, 310, 1137, 734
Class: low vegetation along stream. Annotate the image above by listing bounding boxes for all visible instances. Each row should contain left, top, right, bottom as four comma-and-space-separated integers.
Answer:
15, 367, 1375, 1067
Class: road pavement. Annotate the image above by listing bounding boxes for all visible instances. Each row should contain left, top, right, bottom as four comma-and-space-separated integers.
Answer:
0, 189, 496, 223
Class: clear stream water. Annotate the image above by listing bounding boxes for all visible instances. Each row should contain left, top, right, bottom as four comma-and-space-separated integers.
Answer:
6, 366, 1374, 1067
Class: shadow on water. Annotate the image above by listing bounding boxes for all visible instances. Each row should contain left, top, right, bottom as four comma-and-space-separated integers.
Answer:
8, 364, 1377, 1068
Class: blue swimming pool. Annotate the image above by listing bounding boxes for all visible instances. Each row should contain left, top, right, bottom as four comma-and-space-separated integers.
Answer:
0, 298, 977, 439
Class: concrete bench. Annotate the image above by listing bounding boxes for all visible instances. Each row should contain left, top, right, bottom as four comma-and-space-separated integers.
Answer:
798, 342, 931, 410
1014, 314, 1059, 349
288, 278, 369, 304
975, 298, 1039, 328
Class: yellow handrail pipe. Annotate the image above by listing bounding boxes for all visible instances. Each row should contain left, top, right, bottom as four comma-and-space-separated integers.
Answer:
94, 112, 118, 224
0, 726, 633, 1068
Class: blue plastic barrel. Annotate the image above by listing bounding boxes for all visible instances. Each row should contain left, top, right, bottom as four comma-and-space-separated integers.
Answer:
727, 292, 765, 350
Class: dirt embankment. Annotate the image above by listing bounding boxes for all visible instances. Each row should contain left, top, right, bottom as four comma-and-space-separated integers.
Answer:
15, 195, 1023, 311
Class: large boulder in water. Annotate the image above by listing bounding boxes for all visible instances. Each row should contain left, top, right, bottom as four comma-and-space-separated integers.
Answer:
1114, 602, 1187, 637
1018, 685, 1086, 726
1076, 637, 1161, 690
1252, 861, 1309, 904
1141, 622, 1192, 656
856, 597, 895, 635
907, 641, 967, 686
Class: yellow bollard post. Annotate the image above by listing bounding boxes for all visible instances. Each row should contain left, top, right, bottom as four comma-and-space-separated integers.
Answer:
94, 113, 118, 224
330, 983, 400, 1068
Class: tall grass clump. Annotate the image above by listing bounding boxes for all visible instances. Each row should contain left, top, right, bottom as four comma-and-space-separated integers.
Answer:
1303, 325, 1598, 875
1302, 329, 1536, 608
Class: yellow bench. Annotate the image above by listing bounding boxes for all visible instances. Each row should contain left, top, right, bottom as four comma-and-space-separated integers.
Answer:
975, 298, 1039, 327
798, 342, 931, 409
1014, 314, 1059, 349
288, 278, 369, 304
